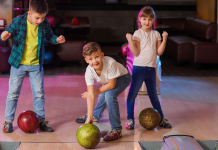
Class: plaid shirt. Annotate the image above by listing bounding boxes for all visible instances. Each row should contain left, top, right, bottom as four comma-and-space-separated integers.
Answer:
0, 12, 59, 70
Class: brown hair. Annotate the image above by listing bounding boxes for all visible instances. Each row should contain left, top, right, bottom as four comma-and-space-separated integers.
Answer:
137, 6, 156, 29
29, 0, 48, 14
83, 42, 102, 56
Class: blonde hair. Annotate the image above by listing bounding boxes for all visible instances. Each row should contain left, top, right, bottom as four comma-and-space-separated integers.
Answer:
137, 6, 156, 29
83, 42, 102, 56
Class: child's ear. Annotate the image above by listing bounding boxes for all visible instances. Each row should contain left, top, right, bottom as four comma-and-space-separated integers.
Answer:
101, 52, 104, 58
84, 57, 89, 63
27, 11, 31, 16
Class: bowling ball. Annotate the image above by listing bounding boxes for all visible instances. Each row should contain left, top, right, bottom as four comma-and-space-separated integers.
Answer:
121, 43, 128, 57
139, 107, 161, 130
72, 18, 79, 25
154, 19, 157, 28
46, 16, 55, 26
44, 51, 53, 64
76, 124, 101, 149
17, 110, 40, 133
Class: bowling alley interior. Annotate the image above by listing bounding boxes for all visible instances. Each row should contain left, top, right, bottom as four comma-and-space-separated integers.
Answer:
0, 0, 218, 149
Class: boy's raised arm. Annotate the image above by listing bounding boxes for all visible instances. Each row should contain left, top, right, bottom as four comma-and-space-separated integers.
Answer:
1, 19, 16, 41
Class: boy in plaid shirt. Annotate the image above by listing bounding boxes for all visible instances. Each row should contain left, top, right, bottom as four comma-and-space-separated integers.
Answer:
0, 0, 65, 133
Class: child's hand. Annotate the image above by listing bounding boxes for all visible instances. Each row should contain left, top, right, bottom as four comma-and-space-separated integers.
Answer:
85, 116, 93, 124
126, 33, 132, 42
81, 92, 88, 100
1, 31, 11, 41
57, 35, 65, 43
162, 31, 168, 40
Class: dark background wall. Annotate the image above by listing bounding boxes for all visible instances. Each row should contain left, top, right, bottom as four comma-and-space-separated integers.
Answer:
46, 0, 197, 43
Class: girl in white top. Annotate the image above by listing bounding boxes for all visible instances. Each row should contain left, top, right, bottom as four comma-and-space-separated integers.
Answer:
76, 42, 131, 141
125, 6, 172, 130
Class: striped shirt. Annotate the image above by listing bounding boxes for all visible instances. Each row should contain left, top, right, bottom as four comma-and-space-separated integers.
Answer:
132, 29, 161, 67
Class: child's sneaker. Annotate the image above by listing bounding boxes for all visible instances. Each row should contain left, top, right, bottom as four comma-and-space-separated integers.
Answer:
125, 119, 135, 130
76, 114, 87, 123
75, 115, 99, 123
159, 118, 172, 128
39, 121, 54, 132
103, 129, 122, 141
2, 121, 13, 133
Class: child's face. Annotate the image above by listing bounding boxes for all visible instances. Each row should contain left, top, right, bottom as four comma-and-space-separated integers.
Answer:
85, 50, 104, 71
140, 16, 154, 30
28, 11, 46, 26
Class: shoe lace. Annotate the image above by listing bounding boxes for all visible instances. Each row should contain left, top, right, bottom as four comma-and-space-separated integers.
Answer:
127, 119, 134, 125
160, 118, 169, 126
42, 121, 51, 127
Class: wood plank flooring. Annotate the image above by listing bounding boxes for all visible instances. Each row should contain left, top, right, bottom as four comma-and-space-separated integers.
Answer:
0, 75, 218, 150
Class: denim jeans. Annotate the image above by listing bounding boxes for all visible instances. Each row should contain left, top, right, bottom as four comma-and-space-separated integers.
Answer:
127, 66, 164, 120
93, 72, 131, 130
5, 65, 45, 122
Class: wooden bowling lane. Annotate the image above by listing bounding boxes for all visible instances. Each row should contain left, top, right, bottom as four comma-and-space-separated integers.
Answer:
19, 142, 142, 150
1, 76, 218, 150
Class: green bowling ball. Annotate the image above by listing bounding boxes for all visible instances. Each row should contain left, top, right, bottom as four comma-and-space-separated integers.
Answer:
76, 124, 101, 149
139, 107, 161, 130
